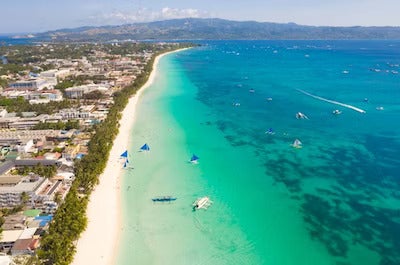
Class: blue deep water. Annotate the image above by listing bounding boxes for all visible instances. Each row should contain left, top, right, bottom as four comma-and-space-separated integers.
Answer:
120, 40, 400, 265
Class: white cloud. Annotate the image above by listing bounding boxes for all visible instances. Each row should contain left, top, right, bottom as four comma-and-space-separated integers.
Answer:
160, 7, 204, 19
86, 7, 210, 26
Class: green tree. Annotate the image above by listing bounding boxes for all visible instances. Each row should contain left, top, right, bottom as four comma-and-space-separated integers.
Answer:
20, 192, 30, 208
54, 192, 62, 205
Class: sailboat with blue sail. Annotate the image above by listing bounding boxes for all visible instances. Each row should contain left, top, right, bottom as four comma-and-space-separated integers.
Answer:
190, 154, 199, 164
265, 128, 275, 135
120, 150, 131, 168
140, 143, 150, 152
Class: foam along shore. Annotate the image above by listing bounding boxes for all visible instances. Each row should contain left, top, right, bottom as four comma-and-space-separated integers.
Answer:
72, 48, 188, 265
297, 89, 366, 113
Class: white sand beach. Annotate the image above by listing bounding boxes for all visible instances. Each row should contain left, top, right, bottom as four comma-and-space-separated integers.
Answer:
72, 49, 186, 265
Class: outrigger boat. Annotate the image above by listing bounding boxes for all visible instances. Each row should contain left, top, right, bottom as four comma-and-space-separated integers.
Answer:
292, 139, 302, 149
140, 143, 150, 152
265, 128, 275, 135
192, 196, 212, 210
190, 154, 199, 164
152, 196, 177, 203
296, 112, 309, 119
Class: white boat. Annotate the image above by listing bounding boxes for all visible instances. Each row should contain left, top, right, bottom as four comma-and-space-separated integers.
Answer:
193, 196, 212, 210
332, 109, 342, 115
292, 139, 302, 149
376, 106, 384, 111
296, 112, 309, 119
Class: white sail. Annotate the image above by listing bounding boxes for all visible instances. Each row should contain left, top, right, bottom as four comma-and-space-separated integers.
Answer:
292, 139, 302, 148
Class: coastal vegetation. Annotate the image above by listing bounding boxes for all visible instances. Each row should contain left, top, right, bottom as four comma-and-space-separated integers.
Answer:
33, 18, 400, 42
13, 164, 57, 178
32, 120, 80, 130
36, 43, 192, 265
0, 97, 75, 115
0, 63, 31, 75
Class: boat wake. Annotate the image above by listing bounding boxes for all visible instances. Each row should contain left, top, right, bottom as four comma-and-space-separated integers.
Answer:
296, 89, 366, 113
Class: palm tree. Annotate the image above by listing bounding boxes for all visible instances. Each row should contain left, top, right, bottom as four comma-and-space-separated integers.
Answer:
54, 192, 62, 205
20, 192, 30, 208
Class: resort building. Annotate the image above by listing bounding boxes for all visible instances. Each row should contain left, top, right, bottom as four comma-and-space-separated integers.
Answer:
0, 130, 59, 146
9, 79, 52, 91
0, 117, 20, 130
40, 69, 70, 80
0, 175, 48, 208
8, 114, 49, 130
27, 90, 64, 104
58, 108, 90, 120
64, 84, 110, 99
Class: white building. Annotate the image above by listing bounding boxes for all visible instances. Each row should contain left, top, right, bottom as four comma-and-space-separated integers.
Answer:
0, 108, 7, 118
0, 175, 49, 208
40, 69, 70, 79
64, 84, 110, 98
9, 78, 53, 91
58, 108, 90, 119
28, 90, 63, 104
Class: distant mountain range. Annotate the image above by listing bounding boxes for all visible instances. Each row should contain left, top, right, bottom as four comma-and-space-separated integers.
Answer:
33, 18, 400, 41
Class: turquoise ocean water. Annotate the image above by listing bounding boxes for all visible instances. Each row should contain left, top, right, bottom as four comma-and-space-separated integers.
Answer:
118, 41, 400, 265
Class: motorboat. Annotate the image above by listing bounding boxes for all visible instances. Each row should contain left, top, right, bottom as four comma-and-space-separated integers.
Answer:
296, 112, 309, 119
193, 196, 212, 210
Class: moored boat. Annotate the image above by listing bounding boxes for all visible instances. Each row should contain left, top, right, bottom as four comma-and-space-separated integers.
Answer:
192, 196, 212, 210
190, 154, 199, 164
152, 196, 177, 203
140, 143, 150, 151
292, 139, 302, 149
296, 112, 309, 119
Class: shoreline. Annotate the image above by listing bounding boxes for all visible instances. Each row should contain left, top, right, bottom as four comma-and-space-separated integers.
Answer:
72, 48, 189, 265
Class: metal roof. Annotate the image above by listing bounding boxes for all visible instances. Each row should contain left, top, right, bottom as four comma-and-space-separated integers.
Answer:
0, 161, 14, 175
14, 159, 60, 167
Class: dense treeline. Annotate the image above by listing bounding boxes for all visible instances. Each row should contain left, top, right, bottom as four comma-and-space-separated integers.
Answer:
0, 44, 95, 63
0, 78, 8, 88
0, 97, 75, 115
15, 164, 57, 179
33, 120, 80, 130
37, 44, 191, 265
0, 63, 31, 75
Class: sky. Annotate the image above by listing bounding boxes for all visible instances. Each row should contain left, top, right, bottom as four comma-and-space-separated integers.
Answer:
1, 0, 400, 34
